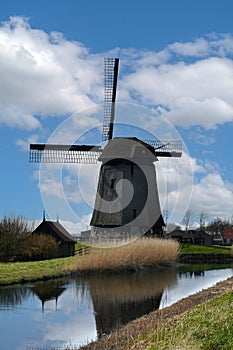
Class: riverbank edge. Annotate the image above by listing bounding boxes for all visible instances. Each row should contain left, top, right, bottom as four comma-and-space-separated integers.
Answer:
0, 261, 176, 286
179, 253, 233, 264
79, 275, 233, 350
0, 252, 232, 286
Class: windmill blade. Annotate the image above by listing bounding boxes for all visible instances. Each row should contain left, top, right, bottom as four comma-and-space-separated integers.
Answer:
102, 58, 119, 141
143, 140, 182, 157
29, 144, 103, 164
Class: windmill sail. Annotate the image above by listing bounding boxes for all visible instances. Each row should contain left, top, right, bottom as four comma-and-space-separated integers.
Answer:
29, 140, 182, 164
29, 144, 102, 163
29, 57, 183, 240
143, 140, 182, 157
102, 58, 119, 141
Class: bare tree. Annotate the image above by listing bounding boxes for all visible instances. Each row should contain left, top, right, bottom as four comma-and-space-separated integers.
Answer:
199, 211, 208, 230
182, 209, 193, 232
0, 215, 28, 261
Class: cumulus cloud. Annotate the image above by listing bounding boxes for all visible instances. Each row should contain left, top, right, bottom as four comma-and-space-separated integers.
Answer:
3, 16, 233, 224
167, 33, 233, 58
2, 16, 233, 133
190, 173, 233, 217
122, 57, 233, 129
188, 127, 215, 146
157, 152, 233, 223
60, 216, 92, 235
0, 16, 103, 130
16, 133, 40, 150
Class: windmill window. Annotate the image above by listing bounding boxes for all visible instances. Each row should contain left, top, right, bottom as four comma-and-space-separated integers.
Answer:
111, 178, 116, 189
131, 165, 134, 176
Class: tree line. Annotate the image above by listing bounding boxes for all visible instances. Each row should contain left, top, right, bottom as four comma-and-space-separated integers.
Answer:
167, 209, 233, 240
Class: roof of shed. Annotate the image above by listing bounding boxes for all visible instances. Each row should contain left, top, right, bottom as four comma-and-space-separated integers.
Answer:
33, 220, 76, 243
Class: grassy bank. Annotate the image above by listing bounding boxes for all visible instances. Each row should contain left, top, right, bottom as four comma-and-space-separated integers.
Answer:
0, 238, 179, 285
0, 255, 76, 285
135, 291, 233, 350
180, 243, 232, 254
1, 240, 232, 286
80, 277, 233, 350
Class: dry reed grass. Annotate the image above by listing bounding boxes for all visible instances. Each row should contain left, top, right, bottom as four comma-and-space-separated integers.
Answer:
87, 268, 177, 303
69, 238, 180, 273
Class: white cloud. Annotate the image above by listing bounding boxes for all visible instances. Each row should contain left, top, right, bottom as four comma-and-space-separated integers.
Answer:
190, 173, 233, 217
166, 96, 233, 129
60, 216, 92, 234
4, 17, 233, 224
0, 16, 103, 130
3, 17, 233, 133
166, 34, 233, 58
158, 154, 233, 223
189, 127, 215, 146
39, 174, 65, 199
168, 38, 210, 57
122, 57, 233, 129
16, 134, 40, 150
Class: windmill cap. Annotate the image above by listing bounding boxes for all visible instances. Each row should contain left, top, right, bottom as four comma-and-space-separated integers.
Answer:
99, 137, 157, 162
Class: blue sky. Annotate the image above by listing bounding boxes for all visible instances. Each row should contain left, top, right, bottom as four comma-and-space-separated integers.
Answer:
1, 0, 233, 233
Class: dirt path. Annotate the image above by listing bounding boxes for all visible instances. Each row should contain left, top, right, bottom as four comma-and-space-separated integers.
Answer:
80, 276, 233, 350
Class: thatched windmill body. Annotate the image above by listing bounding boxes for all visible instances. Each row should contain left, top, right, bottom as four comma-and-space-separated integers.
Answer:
30, 58, 182, 239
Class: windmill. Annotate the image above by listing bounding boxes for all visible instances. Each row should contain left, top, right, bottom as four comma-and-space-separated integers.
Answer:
30, 58, 182, 241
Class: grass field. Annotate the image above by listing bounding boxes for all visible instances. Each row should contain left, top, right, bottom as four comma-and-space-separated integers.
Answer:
0, 256, 76, 285
0, 238, 179, 285
180, 243, 232, 254
1, 240, 231, 286
141, 291, 233, 350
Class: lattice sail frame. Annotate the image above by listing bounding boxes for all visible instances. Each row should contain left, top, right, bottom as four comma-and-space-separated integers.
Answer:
29, 144, 103, 164
144, 140, 182, 157
29, 58, 182, 163
102, 58, 119, 141
29, 140, 182, 164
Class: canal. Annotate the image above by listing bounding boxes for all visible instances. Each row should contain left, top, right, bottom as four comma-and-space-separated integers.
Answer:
0, 265, 232, 349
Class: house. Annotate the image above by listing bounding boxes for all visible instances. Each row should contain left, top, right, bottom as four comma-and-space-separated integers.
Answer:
32, 219, 76, 257
168, 229, 212, 245
168, 230, 193, 243
223, 227, 233, 245
189, 230, 213, 246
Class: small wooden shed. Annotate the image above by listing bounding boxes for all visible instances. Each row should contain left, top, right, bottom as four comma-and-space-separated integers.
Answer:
190, 230, 212, 246
33, 219, 76, 257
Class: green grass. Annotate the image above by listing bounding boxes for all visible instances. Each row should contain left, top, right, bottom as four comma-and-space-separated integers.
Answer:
0, 256, 77, 285
0, 242, 87, 285
0, 238, 179, 286
1, 241, 231, 287
180, 243, 232, 254
141, 292, 233, 350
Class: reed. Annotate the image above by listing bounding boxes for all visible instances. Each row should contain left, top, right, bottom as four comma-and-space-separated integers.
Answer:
69, 238, 180, 273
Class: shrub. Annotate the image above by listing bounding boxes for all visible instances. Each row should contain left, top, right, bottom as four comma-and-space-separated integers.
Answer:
19, 233, 59, 261
0, 215, 29, 261
0, 215, 59, 261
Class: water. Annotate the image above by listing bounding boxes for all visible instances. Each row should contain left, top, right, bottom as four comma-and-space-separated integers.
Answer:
0, 266, 232, 350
